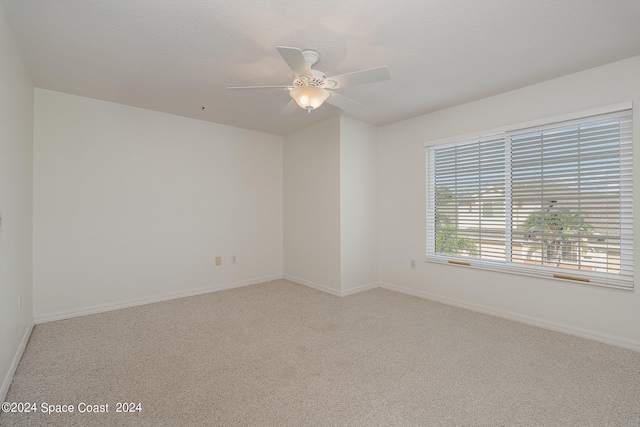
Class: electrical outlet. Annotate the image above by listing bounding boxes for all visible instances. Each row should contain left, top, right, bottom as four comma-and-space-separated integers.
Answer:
215, 256, 222, 266
410, 259, 416, 269
232, 256, 237, 264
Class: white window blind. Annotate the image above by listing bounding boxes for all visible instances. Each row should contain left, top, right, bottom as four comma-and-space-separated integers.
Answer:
426, 106, 633, 289
432, 136, 506, 260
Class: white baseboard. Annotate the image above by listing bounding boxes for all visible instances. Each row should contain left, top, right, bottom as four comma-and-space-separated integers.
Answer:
1, 320, 34, 402
381, 282, 640, 352
341, 282, 380, 297
283, 275, 342, 296
34, 275, 283, 324
283, 275, 379, 297
31, 275, 638, 353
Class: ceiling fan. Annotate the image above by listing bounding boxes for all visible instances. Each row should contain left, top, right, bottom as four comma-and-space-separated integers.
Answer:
227, 46, 391, 115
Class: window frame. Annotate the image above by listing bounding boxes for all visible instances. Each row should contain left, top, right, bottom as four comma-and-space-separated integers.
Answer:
425, 103, 634, 290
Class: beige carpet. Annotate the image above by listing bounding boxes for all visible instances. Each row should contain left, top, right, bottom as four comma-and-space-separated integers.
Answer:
2, 279, 639, 426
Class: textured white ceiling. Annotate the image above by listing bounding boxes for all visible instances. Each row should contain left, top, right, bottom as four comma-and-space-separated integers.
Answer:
4, 0, 640, 136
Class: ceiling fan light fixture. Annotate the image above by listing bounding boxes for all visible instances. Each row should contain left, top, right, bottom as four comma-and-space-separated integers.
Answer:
290, 86, 329, 112
228, 46, 391, 116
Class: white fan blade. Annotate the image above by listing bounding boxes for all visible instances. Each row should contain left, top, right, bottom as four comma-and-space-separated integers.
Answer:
276, 46, 313, 78
325, 92, 364, 112
227, 85, 291, 90
280, 100, 298, 116
325, 66, 390, 89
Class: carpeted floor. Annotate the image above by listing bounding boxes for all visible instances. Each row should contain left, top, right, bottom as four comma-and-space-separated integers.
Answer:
2, 279, 639, 426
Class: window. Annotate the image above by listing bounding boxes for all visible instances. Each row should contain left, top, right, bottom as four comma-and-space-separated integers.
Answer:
426, 105, 633, 289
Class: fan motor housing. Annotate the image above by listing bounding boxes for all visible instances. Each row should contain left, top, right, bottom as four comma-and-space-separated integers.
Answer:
293, 49, 326, 87
294, 71, 326, 88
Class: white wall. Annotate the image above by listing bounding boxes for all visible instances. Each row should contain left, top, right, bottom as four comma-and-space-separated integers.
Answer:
33, 89, 283, 321
283, 116, 380, 296
0, 2, 34, 400
283, 117, 342, 294
379, 55, 640, 350
340, 117, 379, 294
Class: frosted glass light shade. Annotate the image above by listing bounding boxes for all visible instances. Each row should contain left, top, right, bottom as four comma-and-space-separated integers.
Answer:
290, 86, 330, 111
